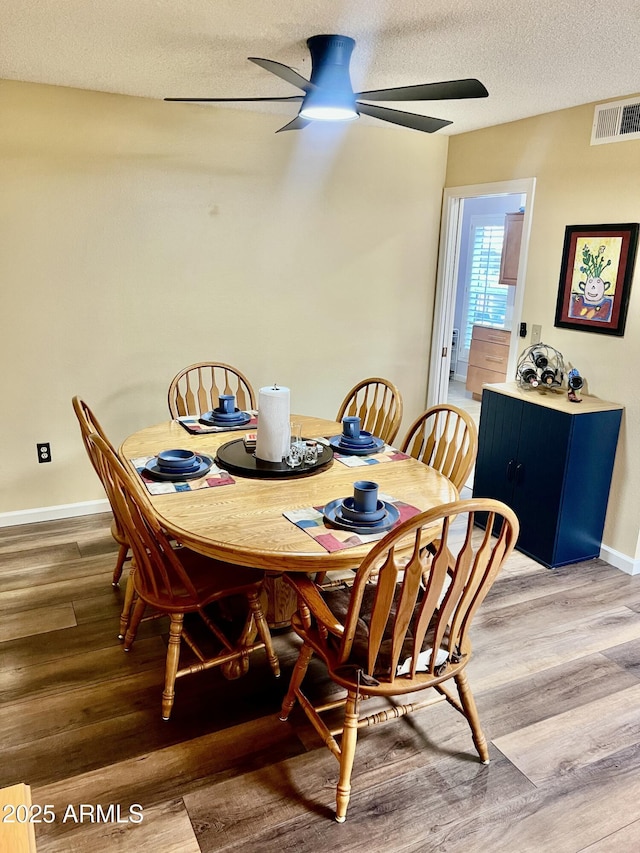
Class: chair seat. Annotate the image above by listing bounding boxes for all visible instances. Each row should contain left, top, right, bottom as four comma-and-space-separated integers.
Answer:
292, 583, 458, 695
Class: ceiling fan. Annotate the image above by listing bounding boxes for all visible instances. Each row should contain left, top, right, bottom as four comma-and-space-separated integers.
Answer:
165, 34, 489, 134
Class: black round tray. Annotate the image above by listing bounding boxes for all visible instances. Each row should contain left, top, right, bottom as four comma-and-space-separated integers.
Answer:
216, 438, 333, 479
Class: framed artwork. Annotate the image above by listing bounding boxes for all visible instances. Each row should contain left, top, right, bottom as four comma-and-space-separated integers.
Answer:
554, 223, 639, 336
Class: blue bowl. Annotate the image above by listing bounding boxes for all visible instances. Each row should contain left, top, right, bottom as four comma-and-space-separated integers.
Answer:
156, 449, 197, 469
340, 497, 386, 523
210, 409, 247, 422
340, 430, 375, 445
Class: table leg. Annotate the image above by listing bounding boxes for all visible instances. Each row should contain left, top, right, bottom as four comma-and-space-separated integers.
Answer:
263, 572, 298, 629
219, 586, 269, 680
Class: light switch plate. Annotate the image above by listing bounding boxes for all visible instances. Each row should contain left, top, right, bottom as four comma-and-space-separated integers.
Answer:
531, 324, 542, 344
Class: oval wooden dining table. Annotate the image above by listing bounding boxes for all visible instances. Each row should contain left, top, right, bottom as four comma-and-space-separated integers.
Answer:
120, 414, 458, 576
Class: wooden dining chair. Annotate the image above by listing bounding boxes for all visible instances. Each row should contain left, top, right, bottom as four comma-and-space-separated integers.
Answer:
279, 498, 519, 822
400, 403, 478, 492
72, 396, 130, 587
336, 378, 403, 445
88, 433, 280, 720
168, 362, 256, 418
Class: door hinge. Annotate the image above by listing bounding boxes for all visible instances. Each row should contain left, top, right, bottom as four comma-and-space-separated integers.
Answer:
442, 346, 448, 358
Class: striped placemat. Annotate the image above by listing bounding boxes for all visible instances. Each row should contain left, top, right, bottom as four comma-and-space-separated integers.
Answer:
313, 437, 410, 467
177, 412, 258, 435
283, 496, 420, 553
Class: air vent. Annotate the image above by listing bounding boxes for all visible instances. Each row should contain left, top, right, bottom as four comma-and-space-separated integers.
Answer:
591, 97, 640, 145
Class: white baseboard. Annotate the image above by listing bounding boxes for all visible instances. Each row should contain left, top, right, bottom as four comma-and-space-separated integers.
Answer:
599, 543, 640, 576
0, 499, 110, 528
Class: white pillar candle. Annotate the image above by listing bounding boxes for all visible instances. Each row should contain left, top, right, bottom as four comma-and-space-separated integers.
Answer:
255, 385, 291, 462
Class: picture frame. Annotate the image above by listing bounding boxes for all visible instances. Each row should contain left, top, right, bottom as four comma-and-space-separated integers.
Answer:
554, 223, 639, 336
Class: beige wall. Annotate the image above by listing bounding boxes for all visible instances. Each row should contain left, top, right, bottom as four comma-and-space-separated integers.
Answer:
0, 79, 448, 514
446, 99, 640, 560
4, 77, 637, 564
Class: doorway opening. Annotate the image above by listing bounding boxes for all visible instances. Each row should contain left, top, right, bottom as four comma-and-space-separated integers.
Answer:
427, 178, 536, 490
428, 178, 536, 422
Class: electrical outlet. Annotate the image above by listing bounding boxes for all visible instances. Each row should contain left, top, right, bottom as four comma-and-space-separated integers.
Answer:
37, 442, 52, 463
531, 324, 542, 344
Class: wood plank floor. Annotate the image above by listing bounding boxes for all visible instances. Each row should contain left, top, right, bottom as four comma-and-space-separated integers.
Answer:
2, 510, 640, 852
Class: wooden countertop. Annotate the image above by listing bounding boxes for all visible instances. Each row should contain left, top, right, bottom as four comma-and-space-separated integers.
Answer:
482, 382, 623, 414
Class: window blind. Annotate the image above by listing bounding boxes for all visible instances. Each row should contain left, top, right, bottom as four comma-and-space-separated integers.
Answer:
462, 221, 507, 354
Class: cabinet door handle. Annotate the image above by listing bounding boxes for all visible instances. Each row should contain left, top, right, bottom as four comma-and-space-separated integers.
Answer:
485, 356, 505, 364
515, 463, 525, 484
507, 459, 516, 481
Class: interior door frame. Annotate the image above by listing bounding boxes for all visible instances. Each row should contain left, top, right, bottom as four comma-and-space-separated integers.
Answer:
427, 178, 537, 408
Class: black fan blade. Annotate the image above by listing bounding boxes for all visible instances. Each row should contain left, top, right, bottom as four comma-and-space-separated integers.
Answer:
356, 102, 452, 133
356, 78, 488, 102
276, 115, 312, 133
164, 96, 303, 103
248, 57, 314, 92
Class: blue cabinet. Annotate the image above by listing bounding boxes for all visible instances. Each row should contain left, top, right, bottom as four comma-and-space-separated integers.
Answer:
473, 383, 622, 568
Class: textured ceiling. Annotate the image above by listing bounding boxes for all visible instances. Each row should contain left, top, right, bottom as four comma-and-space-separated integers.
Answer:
1, 0, 638, 135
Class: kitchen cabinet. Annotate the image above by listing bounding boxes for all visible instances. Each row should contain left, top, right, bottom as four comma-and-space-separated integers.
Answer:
466, 325, 511, 400
473, 383, 622, 568
499, 211, 524, 285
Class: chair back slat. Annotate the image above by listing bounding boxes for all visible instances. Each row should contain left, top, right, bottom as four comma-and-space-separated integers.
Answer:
455, 512, 509, 642
407, 420, 428, 460
337, 378, 403, 445
183, 373, 197, 418
168, 362, 256, 418
196, 366, 212, 414
411, 520, 456, 675
334, 499, 518, 684
364, 551, 399, 674
430, 410, 453, 474
358, 385, 375, 431
401, 405, 478, 492
429, 517, 477, 668
373, 385, 393, 441
388, 536, 427, 677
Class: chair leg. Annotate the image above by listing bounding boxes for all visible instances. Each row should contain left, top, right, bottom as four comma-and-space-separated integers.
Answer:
279, 643, 314, 721
162, 613, 184, 721
248, 591, 280, 678
118, 565, 137, 640
111, 543, 129, 586
217, 596, 256, 681
123, 597, 146, 651
335, 690, 361, 823
455, 670, 490, 764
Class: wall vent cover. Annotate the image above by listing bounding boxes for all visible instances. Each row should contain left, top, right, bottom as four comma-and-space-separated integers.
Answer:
591, 97, 640, 145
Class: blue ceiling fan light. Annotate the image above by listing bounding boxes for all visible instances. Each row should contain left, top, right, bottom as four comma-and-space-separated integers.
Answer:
299, 35, 358, 122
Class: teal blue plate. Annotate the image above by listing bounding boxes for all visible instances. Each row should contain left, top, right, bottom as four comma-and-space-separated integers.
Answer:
144, 454, 213, 481
200, 410, 251, 427
329, 435, 385, 456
